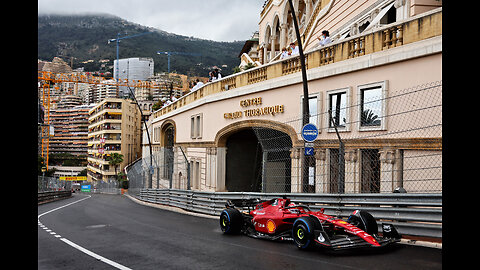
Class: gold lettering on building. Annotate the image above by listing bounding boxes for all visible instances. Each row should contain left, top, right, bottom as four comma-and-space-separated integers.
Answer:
240, 97, 262, 107
243, 105, 284, 117
224, 97, 284, 119
224, 111, 243, 119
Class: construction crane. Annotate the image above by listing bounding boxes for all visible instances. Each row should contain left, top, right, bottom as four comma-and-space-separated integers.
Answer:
157, 51, 201, 73
38, 80, 55, 171
108, 31, 153, 94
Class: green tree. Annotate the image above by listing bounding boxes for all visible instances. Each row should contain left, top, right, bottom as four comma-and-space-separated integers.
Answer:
107, 153, 124, 181
38, 156, 57, 176
117, 172, 128, 189
78, 168, 87, 176
152, 100, 166, 111
243, 62, 256, 70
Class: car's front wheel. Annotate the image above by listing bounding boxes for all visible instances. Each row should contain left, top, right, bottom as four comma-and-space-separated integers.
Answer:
292, 216, 318, 249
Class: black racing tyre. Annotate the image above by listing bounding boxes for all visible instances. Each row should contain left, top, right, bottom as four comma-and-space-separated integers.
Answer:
292, 216, 318, 249
220, 208, 242, 234
347, 210, 378, 235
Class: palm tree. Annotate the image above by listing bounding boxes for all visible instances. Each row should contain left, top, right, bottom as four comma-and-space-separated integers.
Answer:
107, 153, 124, 182
361, 109, 380, 126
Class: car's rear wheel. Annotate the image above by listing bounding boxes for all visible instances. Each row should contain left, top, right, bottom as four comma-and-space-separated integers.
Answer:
220, 208, 242, 234
292, 216, 317, 249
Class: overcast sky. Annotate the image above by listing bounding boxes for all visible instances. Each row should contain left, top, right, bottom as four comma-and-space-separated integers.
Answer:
38, 0, 266, 42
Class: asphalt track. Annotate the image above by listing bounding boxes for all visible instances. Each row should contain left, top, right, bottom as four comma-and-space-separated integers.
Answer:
38, 193, 442, 269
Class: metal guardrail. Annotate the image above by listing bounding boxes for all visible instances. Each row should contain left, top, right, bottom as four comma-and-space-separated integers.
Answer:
38, 190, 72, 204
136, 189, 442, 239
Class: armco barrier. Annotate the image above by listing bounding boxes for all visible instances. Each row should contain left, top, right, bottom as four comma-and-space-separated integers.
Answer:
38, 190, 72, 204
136, 189, 442, 240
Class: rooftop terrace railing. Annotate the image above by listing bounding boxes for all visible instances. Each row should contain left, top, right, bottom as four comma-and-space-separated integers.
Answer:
151, 8, 442, 120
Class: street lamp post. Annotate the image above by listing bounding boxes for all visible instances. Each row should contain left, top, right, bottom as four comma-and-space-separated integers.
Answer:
287, 0, 312, 193
286, 0, 309, 126
108, 31, 154, 188
126, 85, 154, 189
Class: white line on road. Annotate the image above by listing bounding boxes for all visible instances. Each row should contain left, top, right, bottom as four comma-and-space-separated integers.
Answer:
60, 238, 132, 270
38, 195, 91, 219
38, 194, 132, 270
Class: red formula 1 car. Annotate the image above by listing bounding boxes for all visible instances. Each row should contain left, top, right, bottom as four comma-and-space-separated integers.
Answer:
219, 197, 400, 250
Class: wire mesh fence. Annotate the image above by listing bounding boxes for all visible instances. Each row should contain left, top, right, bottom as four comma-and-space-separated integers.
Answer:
38, 176, 73, 192
253, 81, 442, 193
38, 176, 123, 194
95, 180, 122, 194
126, 81, 442, 194
127, 148, 190, 197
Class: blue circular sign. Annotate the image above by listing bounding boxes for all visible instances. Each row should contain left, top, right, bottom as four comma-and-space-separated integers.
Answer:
301, 123, 318, 142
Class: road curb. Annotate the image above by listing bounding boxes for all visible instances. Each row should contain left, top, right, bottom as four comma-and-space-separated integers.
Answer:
124, 194, 217, 220
399, 239, 442, 249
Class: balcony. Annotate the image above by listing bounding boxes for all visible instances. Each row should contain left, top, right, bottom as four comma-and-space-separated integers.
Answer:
88, 133, 122, 144
89, 111, 122, 128
151, 8, 441, 120
89, 102, 122, 116
88, 123, 122, 136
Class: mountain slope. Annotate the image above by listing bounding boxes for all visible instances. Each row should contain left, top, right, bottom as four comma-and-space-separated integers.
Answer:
38, 14, 245, 76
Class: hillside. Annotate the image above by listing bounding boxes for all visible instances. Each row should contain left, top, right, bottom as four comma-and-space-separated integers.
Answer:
38, 14, 245, 77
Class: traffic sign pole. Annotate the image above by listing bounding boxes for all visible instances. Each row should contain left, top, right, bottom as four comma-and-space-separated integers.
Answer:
300, 123, 318, 193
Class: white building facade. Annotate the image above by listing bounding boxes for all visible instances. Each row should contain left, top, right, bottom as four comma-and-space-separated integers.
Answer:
114, 57, 155, 97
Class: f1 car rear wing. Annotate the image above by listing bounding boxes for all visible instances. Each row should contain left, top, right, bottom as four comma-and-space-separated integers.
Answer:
225, 198, 262, 209
225, 197, 310, 210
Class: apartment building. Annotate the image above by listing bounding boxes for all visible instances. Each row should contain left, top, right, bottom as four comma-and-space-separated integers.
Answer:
85, 80, 118, 105
49, 103, 95, 156
56, 95, 82, 109
133, 73, 186, 102
87, 98, 142, 182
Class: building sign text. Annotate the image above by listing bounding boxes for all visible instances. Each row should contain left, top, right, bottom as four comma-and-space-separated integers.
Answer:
224, 97, 285, 119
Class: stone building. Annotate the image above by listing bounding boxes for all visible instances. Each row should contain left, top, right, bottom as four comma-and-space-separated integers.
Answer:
140, 0, 442, 194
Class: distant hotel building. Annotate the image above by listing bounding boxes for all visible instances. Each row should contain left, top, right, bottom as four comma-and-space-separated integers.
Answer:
87, 98, 142, 182
114, 57, 154, 98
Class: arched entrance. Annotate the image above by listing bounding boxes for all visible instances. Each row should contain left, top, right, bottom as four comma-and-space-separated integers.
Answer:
161, 122, 175, 188
222, 125, 294, 193
225, 129, 262, 192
